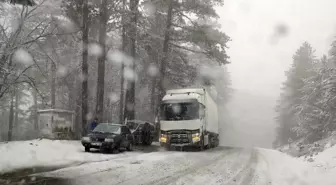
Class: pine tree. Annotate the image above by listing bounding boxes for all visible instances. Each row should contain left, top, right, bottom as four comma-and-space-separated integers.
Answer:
274, 42, 317, 147
293, 54, 336, 143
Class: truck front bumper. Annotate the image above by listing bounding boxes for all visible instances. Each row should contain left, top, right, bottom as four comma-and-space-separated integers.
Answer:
160, 137, 201, 147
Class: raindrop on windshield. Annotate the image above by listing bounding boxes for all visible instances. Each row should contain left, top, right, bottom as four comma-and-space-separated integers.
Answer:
109, 93, 119, 103
13, 48, 33, 65
56, 66, 68, 77
172, 105, 181, 114
107, 50, 132, 67
147, 64, 159, 77
88, 43, 103, 57
124, 67, 137, 81
143, 2, 156, 16
86, 113, 93, 120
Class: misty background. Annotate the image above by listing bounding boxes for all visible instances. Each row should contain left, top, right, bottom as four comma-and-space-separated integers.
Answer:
219, 0, 336, 148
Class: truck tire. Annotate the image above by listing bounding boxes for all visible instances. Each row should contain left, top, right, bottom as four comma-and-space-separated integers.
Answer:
199, 135, 205, 151
214, 134, 219, 147
208, 134, 214, 149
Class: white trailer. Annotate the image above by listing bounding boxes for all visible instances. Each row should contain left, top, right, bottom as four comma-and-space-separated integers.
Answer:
159, 88, 219, 150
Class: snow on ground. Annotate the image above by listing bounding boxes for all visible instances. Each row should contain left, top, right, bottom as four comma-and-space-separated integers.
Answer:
40, 147, 335, 185
257, 148, 314, 185
301, 144, 336, 185
258, 148, 336, 185
310, 144, 336, 171
0, 139, 142, 174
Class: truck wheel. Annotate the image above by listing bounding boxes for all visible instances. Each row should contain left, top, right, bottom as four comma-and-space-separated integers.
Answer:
85, 147, 90, 152
199, 136, 205, 151
208, 135, 213, 149
214, 135, 219, 147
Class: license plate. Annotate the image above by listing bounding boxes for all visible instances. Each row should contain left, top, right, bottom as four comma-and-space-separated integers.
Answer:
91, 142, 102, 146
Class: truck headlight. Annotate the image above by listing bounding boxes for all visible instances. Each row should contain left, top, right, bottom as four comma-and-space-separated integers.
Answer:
105, 138, 114, 142
160, 133, 167, 143
192, 133, 200, 142
82, 137, 91, 142
192, 133, 200, 137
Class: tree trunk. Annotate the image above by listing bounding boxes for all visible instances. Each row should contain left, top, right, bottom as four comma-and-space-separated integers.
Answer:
95, 0, 108, 120
124, 0, 139, 121
156, 0, 174, 114
119, 0, 127, 124
8, 90, 14, 141
32, 88, 38, 129
14, 86, 19, 127
81, 0, 89, 136
51, 62, 56, 109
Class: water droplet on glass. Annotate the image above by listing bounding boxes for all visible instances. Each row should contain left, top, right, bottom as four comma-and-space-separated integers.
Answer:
124, 67, 137, 81
107, 50, 129, 67
88, 43, 103, 57
56, 66, 68, 77
86, 113, 93, 120
143, 2, 156, 16
172, 105, 181, 114
147, 64, 159, 77
13, 48, 33, 65
275, 24, 288, 37
109, 93, 119, 103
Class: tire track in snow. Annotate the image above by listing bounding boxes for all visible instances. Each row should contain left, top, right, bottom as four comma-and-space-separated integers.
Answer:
211, 148, 256, 185
149, 148, 239, 185
112, 147, 237, 185
234, 149, 258, 185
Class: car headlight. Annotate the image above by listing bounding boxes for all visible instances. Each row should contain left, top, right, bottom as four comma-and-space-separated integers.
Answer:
82, 137, 91, 142
105, 138, 114, 142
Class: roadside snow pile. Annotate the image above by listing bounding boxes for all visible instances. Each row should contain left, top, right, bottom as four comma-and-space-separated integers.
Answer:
278, 134, 336, 158
257, 148, 316, 185
307, 144, 336, 172
0, 139, 140, 174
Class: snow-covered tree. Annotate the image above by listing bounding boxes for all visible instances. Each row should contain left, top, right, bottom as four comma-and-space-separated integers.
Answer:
274, 42, 317, 147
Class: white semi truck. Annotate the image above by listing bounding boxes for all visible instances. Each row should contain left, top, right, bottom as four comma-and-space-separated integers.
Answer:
159, 88, 219, 150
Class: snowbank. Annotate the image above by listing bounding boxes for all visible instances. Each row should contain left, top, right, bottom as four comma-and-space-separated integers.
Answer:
0, 139, 141, 174
311, 145, 336, 170
257, 148, 315, 185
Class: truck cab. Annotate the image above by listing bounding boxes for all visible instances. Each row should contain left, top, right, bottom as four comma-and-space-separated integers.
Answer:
159, 88, 219, 150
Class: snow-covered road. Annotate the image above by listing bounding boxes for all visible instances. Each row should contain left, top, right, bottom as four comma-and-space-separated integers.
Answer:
34, 146, 324, 185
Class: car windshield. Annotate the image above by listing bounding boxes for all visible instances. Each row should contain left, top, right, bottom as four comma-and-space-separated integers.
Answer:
93, 123, 121, 134
126, 121, 139, 130
160, 100, 199, 121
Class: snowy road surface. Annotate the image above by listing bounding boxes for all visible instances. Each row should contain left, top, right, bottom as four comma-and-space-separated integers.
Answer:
33, 146, 325, 185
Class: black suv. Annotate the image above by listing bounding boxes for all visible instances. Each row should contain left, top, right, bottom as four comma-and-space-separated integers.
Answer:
81, 123, 134, 153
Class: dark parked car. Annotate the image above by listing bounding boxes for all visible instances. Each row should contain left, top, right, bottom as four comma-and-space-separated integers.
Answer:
81, 123, 134, 153
125, 120, 156, 145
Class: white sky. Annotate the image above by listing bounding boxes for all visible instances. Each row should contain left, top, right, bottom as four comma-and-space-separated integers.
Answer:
217, 0, 336, 97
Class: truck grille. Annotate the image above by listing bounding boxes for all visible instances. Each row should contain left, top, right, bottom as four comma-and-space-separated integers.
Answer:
169, 131, 191, 144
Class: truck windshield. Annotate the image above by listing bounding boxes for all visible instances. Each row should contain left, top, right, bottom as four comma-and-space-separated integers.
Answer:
160, 101, 199, 121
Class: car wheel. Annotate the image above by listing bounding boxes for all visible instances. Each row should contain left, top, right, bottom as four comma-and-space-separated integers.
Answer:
127, 143, 133, 151
85, 147, 90, 152
112, 146, 120, 154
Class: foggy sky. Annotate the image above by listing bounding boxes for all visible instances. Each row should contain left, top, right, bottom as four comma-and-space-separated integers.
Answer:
218, 0, 336, 97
